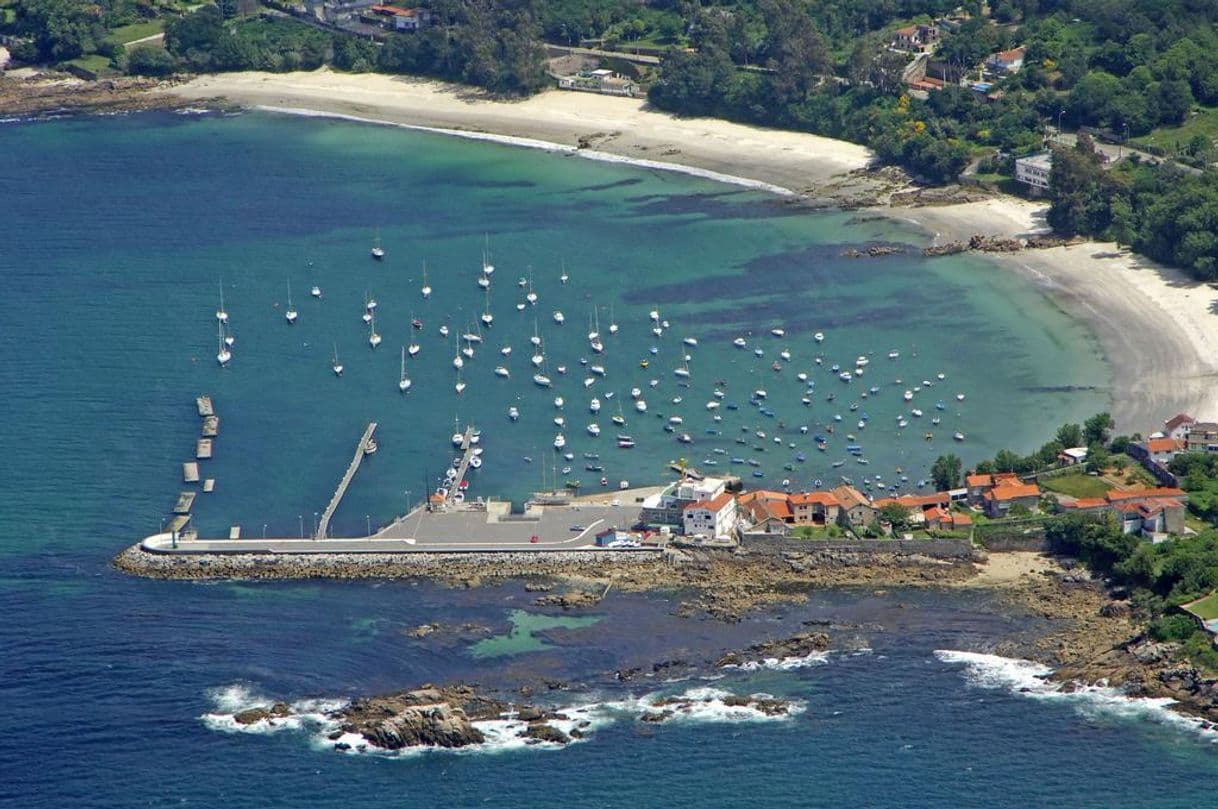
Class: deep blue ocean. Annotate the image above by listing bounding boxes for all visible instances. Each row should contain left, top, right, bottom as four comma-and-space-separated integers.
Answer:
1, 110, 1213, 807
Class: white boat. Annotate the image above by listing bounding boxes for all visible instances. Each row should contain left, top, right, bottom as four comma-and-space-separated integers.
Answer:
587, 423, 600, 436
224, 327, 235, 348
652, 327, 663, 337
839, 371, 852, 381
494, 366, 510, 378
481, 303, 493, 328
590, 339, 604, 354
455, 369, 466, 395
754, 389, 767, 399
590, 398, 601, 413
888, 350, 900, 359
770, 328, 785, 337
478, 275, 490, 290
911, 408, 923, 417
530, 321, 542, 347
462, 345, 475, 360
371, 229, 385, 260
590, 364, 606, 376
453, 355, 464, 369
408, 342, 420, 357
469, 455, 482, 469
706, 401, 720, 410
631, 387, 641, 399
368, 313, 381, 348
501, 345, 512, 356
649, 309, 660, 322
608, 304, 619, 335
533, 373, 552, 388
733, 337, 747, 348
482, 241, 495, 275
526, 274, 538, 305
331, 343, 343, 376
553, 433, 566, 450
813, 331, 824, 342
421, 262, 432, 299
516, 303, 526, 311
554, 416, 565, 427
215, 281, 228, 323
956, 393, 966, 401
451, 432, 464, 447
674, 363, 691, 379
284, 280, 298, 324
310, 285, 321, 298
531, 352, 544, 367
439, 324, 449, 337
856, 356, 869, 367
683, 337, 698, 347
398, 347, 411, 393
903, 390, 914, 401
953, 431, 965, 441
668, 416, 683, 425
508, 406, 519, 421
216, 321, 231, 366
553, 310, 565, 325
635, 399, 647, 413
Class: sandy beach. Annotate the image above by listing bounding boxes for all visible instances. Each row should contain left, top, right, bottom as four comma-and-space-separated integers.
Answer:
164, 70, 1218, 433
164, 69, 877, 198
904, 197, 1218, 432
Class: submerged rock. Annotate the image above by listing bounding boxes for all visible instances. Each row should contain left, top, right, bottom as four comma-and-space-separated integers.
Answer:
233, 703, 291, 725
715, 632, 831, 668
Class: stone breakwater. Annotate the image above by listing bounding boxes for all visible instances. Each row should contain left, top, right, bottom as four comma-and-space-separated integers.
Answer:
113, 543, 663, 582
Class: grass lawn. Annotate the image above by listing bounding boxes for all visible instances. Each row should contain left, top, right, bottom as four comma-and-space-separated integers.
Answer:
104, 19, 165, 46
64, 53, 116, 76
1040, 473, 1113, 499
1132, 106, 1218, 153
1184, 592, 1218, 621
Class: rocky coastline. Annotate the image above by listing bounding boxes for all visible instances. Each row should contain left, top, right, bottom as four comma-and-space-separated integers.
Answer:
0, 71, 195, 119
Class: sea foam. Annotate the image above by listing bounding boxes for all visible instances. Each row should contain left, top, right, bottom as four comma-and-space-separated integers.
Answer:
935, 650, 1218, 741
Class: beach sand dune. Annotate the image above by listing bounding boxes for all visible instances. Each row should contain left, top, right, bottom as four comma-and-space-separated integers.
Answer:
166, 70, 1218, 433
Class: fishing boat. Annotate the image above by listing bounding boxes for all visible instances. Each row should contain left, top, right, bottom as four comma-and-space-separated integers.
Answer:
370, 229, 385, 260
683, 337, 698, 347
888, 350, 900, 359
587, 423, 600, 437
553, 310, 565, 325
956, 393, 966, 401
421, 263, 432, 299
284, 280, 298, 324
408, 341, 420, 357
553, 433, 566, 450
635, 399, 647, 413
953, 432, 965, 441
589, 398, 601, 413
398, 347, 411, 393
368, 313, 381, 348
813, 331, 824, 342
216, 321, 231, 366
310, 284, 321, 298
904, 390, 914, 401
770, 328, 785, 338
508, 405, 519, 421
590, 364, 606, 376
617, 435, 635, 449
331, 343, 343, 376
215, 281, 228, 323
649, 308, 660, 322
733, 337, 747, 348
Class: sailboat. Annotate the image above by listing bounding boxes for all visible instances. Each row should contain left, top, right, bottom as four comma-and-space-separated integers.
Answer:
371, 229, 385, 260
530, 320, 542, 347
332, 343, 343, 376
611, 402, 626, 427
481, 288, 493, 327
368, 312, 381, 348
421, 262, 432, 299
481, 236, 495, 275
455, 367, 466, 395
560, 260, 569, 285
215, 281, 228, 323
608, 303, 618, 335
526, 271, 538, 305
284, 279, 298, 324
216, 321, 231, 366
223, 323, 235, 348
399, 347, 412, 393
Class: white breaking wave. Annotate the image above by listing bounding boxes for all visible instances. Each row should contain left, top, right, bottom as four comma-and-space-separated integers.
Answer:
719, 650, 832, 672
935, 650, 1218, 741
201, 682, 802, 756
252, 106, 797, 198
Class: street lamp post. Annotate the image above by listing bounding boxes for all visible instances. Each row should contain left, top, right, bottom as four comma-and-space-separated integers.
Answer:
298, 515, 303, 539
1057, 109, 1064, 142
366, 514, 372, 536
404, 489, 412, 517
262, 523, 267, 539
313, 512, 319, 538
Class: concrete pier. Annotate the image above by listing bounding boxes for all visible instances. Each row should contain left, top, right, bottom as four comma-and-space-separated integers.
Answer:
183, 462, 199, 483
196, 439, 212, 460
315, 422, 377, 539
443, 427, 477, 508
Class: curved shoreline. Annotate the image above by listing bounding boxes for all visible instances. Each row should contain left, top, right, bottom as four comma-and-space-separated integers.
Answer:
157, 70, 1218, 433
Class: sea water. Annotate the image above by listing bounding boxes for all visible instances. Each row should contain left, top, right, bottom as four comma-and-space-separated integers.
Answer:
7, 112, 1211, 808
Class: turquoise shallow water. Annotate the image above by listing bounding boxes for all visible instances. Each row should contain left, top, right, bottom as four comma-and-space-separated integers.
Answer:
7, 111, 1205, 809
0, 109, 1104, 547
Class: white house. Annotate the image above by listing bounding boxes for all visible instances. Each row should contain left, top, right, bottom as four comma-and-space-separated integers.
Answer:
1015, 152, 1053, 192
986, 46, 1026, 74
682, 492, 737, 539
1164, 413, 1196, 442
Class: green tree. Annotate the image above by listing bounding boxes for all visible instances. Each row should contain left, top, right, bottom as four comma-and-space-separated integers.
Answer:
931, 454, 963, 491
1084, 412, 1115, 446
126, 45, 177, 76
878, 502, 912, 530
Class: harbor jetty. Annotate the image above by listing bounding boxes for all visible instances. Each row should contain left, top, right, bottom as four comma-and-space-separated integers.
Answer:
315, 422, 377, 540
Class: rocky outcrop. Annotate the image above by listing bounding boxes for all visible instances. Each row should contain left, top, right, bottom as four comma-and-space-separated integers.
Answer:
334, 684, 576, 751
234, 703, 291, 725
715, 632, 831, 668
840, 245, 907, 258
533, 589, 603, 609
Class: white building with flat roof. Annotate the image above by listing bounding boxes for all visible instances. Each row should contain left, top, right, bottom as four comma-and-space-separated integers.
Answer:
1015, 152, 1053, 193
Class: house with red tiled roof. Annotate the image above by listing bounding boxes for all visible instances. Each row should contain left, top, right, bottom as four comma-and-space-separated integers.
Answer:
366, 5, 430, 30
891, 23, 939, 52
923, 505, 972, 533
986, 46, 1026, 74
966, 472, 1019, 506
1164, 413, 1196, 441
831, 485, 877, 527
789, 491, 841, 526
982, 481, 1042, 518
683, 491, 738, 539
1061, 487, 1188, 539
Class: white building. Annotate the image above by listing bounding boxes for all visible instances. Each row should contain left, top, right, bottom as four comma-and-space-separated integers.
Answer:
1015, 152, 1053, 193
682, 492, 738, 539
